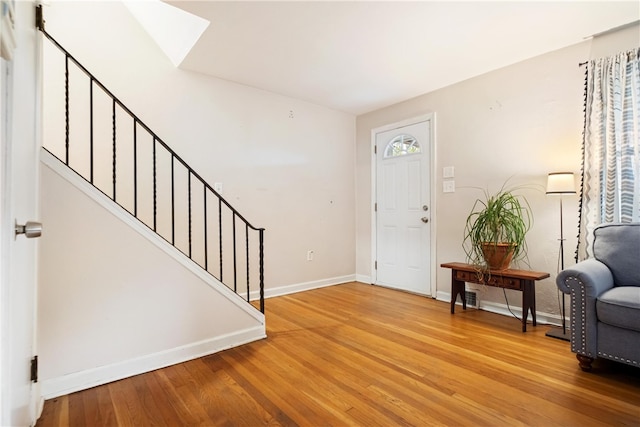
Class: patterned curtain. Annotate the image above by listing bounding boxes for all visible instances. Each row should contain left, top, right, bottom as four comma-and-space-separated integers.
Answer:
577, 48, 640, 260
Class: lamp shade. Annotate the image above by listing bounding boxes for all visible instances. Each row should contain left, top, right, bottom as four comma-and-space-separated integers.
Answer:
546, 172, 576, 195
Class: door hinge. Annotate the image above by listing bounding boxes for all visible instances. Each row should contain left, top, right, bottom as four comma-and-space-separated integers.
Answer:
374, 145, 377, 154
30, 356, 38, 383
374, 260, 377, 270
36, 5, 45, 31
374, 202, 377, 212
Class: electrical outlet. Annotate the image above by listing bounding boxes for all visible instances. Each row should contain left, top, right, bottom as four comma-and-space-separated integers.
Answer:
214, 182, 223, 193
307, 250, 314, 261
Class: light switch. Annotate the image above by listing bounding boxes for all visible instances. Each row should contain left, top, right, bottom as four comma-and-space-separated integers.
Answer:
443, 180, 455, 193
443, 166, 455, 178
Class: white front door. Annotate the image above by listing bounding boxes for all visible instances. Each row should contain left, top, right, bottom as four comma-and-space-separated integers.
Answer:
374, 118, 431, 295
1, 3, 41, 425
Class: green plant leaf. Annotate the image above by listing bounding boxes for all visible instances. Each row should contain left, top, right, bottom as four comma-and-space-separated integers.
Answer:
462, 182, 533, 270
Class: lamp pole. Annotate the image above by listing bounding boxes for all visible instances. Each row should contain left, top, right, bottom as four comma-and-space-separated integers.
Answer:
545, 172, 575, 341
559, 196, 566, 334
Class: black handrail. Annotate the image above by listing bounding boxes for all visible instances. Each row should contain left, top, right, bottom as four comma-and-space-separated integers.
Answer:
39, 20, 265, 313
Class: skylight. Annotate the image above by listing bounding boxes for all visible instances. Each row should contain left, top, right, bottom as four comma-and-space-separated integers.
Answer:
123, 0, 209, 67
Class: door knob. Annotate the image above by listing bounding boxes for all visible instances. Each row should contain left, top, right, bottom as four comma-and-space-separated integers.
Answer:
15, 220, 42, 239
421, 217, 429, 223
422, 205, 429, 211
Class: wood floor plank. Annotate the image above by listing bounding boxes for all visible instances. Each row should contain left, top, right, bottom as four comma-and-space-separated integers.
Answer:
93, 384, 118, 427
107, 375, 144, 426
36, 395, 68, 427
151, 368, 213, 426
80, 386, 102, 426
66, 390, 85, 427
131, 373, 172, 426
218, 342, 340, 424
137, 369, 188, 426
37, 282, 640, 426
193, 357, 274, 426
211, 354, 297, 427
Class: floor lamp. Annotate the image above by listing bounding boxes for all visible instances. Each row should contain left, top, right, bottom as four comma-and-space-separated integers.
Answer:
545, 172, 576, 341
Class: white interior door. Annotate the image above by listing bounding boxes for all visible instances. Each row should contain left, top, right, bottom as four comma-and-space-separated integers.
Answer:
1, 3, 41, 425
375, 119, 431, 295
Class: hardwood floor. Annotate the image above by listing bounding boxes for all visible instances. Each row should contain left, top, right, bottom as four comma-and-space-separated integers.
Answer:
37, 282, 640, 426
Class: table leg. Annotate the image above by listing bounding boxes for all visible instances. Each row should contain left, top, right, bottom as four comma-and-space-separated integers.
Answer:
521, 280, 536, 332
528, 280, 536, 326
450, 271, 466, 314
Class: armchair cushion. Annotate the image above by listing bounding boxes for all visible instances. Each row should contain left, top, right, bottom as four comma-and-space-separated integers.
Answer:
597, 286, 640, 332
592, 223, 640, 287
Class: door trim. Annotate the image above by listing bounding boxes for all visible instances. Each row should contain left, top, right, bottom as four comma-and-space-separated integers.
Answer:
0, 3, 43, 424
370, 113, 437, 296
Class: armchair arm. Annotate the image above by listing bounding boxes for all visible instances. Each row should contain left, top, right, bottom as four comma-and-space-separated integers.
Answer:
556, 259, 614, 357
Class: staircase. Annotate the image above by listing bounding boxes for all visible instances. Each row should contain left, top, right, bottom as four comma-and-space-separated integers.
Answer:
38, 11, 264, 313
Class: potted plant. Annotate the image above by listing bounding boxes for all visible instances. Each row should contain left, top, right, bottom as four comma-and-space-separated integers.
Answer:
463, 183, 533, 270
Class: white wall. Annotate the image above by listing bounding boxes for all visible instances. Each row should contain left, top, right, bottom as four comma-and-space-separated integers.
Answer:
356, 24, 640, 319
42, 1, 356, 292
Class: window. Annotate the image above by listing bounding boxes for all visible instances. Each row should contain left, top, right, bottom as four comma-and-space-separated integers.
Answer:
384, 134, 421, 158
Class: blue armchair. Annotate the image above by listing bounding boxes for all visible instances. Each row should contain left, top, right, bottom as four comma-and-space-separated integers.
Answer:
556, 222, 640, 371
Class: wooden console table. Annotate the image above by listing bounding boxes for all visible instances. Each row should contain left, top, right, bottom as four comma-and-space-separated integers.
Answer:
440, 262, 550, 332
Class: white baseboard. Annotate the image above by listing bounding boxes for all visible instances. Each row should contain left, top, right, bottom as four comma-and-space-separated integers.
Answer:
436, 291, 564, 327
41, 325, 266, 399
250, 274, 356, 300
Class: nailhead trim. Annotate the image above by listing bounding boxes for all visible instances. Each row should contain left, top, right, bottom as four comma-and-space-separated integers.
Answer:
565, 277, 639, 364
598, 352, 640, 366
566, 277, 590, 356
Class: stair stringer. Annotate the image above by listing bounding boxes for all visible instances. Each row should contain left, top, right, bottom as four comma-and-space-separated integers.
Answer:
39, 148, 266, 398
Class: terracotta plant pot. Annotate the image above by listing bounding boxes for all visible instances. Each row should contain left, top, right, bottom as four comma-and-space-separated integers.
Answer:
480, 242, 516, 270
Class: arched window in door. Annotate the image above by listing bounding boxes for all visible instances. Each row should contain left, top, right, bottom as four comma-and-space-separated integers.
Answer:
384, 134, 421, 158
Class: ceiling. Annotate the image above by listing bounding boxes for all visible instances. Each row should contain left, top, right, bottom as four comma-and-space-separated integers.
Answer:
166, 1, 639, 115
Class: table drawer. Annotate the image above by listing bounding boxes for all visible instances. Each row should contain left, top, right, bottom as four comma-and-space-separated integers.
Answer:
455, 270, 479, 283
486, 275, 522, 290
454, 269, 522, 290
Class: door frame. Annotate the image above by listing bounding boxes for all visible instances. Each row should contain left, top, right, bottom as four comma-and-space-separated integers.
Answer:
0, 2, 43, 424
370, 113, 437, 296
